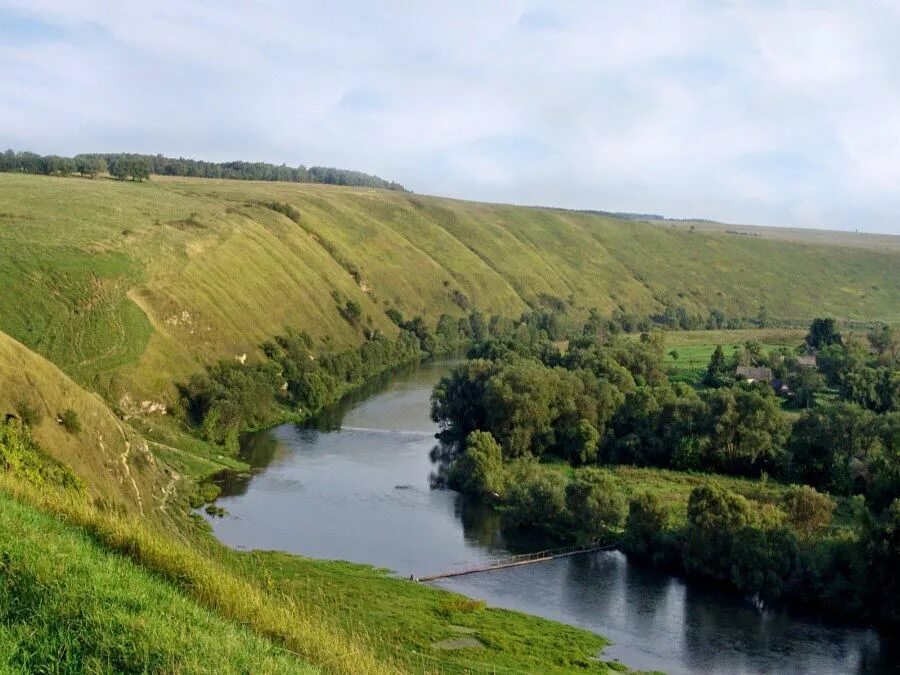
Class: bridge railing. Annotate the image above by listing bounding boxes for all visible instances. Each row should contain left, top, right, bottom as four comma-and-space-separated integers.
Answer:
417, 542, 614, 581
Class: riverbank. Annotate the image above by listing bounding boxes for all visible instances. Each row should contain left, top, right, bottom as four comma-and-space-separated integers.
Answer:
215, 544, 631, 674
201, 358, 894, 674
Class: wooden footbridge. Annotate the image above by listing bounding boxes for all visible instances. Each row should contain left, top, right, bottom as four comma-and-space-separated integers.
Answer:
414, 543, 617, 582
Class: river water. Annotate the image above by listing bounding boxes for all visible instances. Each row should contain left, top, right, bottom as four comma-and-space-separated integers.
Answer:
205, 360, 894, 674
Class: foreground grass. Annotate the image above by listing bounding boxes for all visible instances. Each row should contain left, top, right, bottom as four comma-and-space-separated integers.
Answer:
0, 475, 397, 675
221, 549, 625, 675
0, 493, 317, 674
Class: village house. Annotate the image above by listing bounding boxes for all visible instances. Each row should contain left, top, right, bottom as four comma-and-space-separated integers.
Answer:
735, 366, 773, 383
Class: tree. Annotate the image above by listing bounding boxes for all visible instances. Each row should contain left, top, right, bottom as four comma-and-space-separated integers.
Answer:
76, 155, 106, 178
864, 499, 900, 620
869, 324, 899, 364
129, 157, 150, 181
787, 403, 880, 495
430, 358, 499, 438
703, 345, 729, 387
832, 360, 899, 413
565, 468, 627, 543
109, 157, 129, 180
504, 469, 568, 533
469, 310, 488, 343
449, 431, 506, 497
623, 492, 671, 558
787, 367, 826, 408
700, 385, 790, 475
807, 318, 842, 351
560, 418, 600, 465
684, 484, 755, 579
781, 485, 834, 537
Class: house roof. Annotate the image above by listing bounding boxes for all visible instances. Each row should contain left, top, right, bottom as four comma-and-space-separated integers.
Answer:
735, 366, 773, 381
795, 355, 817, 367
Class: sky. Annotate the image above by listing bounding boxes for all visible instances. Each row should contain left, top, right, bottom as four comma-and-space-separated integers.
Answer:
1, 2, 899, 234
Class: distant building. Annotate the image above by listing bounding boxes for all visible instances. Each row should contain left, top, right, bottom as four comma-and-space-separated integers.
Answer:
795, 355, 817, 368
772, 378, 791, 396
735, 366, 773, 383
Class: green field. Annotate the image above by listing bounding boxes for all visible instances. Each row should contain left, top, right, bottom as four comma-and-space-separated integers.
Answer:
659, 328, 805, 385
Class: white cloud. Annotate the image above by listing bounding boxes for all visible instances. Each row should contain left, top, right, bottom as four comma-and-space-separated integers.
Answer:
1, 1, 898, 233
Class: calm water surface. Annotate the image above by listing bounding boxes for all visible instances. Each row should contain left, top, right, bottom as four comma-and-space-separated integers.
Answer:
205, 360, 895, 675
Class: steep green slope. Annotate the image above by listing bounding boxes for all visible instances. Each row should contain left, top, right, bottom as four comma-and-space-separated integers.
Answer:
0, 329, 171, 517
1, 172, 897, 410
0, 492, 317, 674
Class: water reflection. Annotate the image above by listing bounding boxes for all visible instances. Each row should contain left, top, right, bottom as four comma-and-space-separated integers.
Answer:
204, 359, 894, 675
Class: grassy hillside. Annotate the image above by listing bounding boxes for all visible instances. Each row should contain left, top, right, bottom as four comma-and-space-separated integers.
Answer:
0, 492, 318, 674
1, 173, 897, 409
0, 329, 171, 517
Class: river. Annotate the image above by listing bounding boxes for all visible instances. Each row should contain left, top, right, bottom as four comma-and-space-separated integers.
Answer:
204, 360, 894, 674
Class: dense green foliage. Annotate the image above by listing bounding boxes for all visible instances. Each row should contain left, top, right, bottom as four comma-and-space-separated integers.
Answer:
181, 329, 425, 447
0, 148, 405, 190
180, 310, 478, 447
435, 315, 900, 622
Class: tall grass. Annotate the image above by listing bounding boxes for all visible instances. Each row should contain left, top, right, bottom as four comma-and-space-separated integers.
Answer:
0, 493, 317, 674
0, 475, 403, 675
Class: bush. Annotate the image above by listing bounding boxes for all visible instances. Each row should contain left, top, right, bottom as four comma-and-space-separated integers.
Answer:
189, 482, 222, 509
0, 422, 83, 490
565, 468, 626, 543
339, 299, 362, 325
449, 431, 506, 497
15, 400, 42, 427
781, 485, 835, 537
59, 408, 81, 434
504, 468, 568, 533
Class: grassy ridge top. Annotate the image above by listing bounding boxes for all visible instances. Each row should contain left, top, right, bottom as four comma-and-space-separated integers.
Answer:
1, 172, 897, 406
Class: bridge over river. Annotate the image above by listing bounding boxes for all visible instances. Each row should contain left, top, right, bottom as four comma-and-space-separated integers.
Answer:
416, 544, 618, 582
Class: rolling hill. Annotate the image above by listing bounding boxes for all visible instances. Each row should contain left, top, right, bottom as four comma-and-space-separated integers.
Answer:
1, 172, 897, 411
